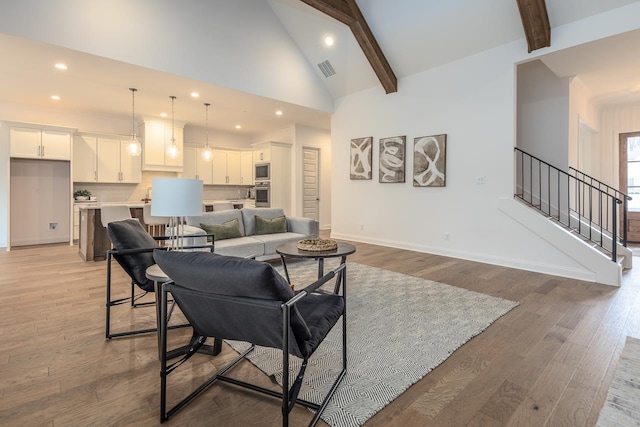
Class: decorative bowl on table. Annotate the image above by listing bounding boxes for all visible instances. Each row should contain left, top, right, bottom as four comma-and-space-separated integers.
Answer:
297, 238, 338, 252
75, 196, 89, 201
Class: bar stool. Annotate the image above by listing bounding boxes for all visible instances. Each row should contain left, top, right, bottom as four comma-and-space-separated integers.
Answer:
100, 205, 132, 228
143, 204, 169, 238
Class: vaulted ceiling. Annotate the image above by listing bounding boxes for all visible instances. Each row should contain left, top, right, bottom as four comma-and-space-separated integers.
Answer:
0, 0, 639, 136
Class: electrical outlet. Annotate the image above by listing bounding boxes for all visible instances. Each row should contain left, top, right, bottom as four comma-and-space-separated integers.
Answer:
49, 223, 58, 230
444, 232, 450, 240
360, 224, 364, 230
476, 176, 485, 185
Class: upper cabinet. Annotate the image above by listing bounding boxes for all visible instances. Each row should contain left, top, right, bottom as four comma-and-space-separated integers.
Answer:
241, 151, 253, 185
183, 146, 214, 184
10, 126, 73, 160
183, 145, 253, 186
73, 133, 141, 183
253, 145, 271, 163
138, 120, 184, 172
73, 135, 97, 182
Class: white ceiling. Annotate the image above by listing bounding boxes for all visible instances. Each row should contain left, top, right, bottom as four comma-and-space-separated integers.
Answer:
1, 0, 639, 135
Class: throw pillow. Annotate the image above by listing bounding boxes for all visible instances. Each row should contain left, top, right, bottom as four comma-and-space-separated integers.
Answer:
200, 219, 242, 242
255, 215, 287, 235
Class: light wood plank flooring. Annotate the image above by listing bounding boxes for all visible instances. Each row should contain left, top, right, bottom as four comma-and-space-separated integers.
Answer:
0, 240, 638, 426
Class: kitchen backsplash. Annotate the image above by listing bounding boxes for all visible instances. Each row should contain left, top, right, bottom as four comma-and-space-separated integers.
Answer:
74, 172, 252, 202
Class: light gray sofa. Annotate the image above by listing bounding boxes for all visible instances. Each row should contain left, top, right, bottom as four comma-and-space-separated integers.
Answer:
184, 208, 318, 261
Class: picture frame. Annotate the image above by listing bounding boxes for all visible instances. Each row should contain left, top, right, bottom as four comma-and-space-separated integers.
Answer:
413, 134, 446, 187
350, 137, 373, 180
379, 136, 406, 183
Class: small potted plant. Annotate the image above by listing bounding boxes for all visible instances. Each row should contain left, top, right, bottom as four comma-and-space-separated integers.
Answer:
73, 189, 92, 201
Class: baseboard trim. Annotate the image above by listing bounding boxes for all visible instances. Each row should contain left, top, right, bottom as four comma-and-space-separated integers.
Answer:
330, 232, 596, 283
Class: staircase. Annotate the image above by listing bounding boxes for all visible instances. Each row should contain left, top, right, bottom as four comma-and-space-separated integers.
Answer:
513, 148, 632, 283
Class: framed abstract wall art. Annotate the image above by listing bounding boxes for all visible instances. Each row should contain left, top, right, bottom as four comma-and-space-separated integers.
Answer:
413, 134, 446, 187
379, 136, 406, 183
350, 137, 372, 180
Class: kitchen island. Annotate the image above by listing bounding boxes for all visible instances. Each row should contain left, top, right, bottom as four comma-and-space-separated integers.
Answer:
78, 203, 145, 261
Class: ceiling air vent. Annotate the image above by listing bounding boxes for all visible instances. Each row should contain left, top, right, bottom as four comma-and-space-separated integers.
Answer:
317, 60, 336, 78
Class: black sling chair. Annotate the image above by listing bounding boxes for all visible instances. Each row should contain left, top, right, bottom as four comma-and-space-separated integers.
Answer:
105, 219, 218, 345
154, 250, 347, 426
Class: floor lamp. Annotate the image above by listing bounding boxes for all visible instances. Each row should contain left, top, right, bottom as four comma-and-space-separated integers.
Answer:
151, 178, 203, 250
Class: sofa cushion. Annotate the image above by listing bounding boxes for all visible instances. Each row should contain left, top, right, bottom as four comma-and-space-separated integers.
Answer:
255, 215, 287, 235
241, 208, 285, 236
251, 232, 307, 256
213, 236, 265, 258
200, 218, 242, 242
186, 209, 245, 236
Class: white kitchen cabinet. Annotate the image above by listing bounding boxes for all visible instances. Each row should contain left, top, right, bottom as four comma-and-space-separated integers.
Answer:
253, 146, 270, 163
227, 151, 241, 185
73, 205, 80, 240
240, 151, 253, 185
139, 120, 184, 172
74, 133, 141, 183
10, 126, 72, 160
183, 146, 213, 184
211, 150, 243, 185
73, 135, 97, 182
212, 150, 227, 184
183, 146, 198, 180
96, 137, 141, 183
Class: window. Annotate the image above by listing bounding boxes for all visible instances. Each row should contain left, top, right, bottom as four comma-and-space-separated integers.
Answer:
626, 136, 640, 209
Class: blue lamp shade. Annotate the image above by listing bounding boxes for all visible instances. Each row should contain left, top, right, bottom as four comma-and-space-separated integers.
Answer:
151, 178, 203, 217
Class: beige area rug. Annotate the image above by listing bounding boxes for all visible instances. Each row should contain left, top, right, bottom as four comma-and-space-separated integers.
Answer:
597, 336, 640, 426
229, 260, 519, 427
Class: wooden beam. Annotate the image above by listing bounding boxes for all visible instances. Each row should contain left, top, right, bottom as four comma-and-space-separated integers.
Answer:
516, 0, 551, 52
301, 0, 398, 94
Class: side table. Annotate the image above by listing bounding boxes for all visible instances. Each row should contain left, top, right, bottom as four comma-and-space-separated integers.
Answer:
276, 241, 356, 294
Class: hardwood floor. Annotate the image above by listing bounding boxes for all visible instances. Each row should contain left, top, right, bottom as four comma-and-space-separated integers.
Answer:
0, 240, 638, 426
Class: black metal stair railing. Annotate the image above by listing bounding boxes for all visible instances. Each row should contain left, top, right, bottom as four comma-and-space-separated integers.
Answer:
569, 166, 632, 247
514, 147, 626, 262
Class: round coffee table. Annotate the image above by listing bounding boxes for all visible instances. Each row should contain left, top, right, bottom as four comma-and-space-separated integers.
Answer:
276, 241, 356, 294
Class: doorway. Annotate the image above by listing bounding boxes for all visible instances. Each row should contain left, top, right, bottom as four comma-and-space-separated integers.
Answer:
619, 131, 640, 243
302, 147, 320, 222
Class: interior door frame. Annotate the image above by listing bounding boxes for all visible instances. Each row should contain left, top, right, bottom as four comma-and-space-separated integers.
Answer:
619, 131, 640, 243
301, 146, 321, 223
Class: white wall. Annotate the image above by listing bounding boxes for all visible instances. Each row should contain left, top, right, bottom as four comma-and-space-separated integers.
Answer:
598, 102, 640, 187
184, 126, 253, 150
569, 77, 599, 170
517, 59, 570, 167
330, 5, 640, 282
0, 0, 332, 113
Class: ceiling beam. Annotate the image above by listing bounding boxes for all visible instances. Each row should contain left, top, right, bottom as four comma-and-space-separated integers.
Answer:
516, 0, 551, 52
301, 0, 398, 94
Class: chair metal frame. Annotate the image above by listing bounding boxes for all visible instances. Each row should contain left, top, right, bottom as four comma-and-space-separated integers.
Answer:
159, 263, 347, 426
105, 234, 215, 340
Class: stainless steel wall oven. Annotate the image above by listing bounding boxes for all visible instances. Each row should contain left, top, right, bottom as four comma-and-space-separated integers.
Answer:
254, 182, 270, 207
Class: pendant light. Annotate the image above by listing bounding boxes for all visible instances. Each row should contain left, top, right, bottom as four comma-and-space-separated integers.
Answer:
126, 88, 141, 156
201, 102, 213, 161
167, 95, 180, 159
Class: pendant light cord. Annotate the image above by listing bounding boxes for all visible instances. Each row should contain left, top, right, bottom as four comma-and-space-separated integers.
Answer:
170, 95, 176, 144
130, 88, 137, 138
205, 103, 210, 146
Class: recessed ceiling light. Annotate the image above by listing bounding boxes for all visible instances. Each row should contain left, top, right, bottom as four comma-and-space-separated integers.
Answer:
235, 125, 242, 129
160, 112, 167, 117
275, 110, 283, 116
54, 63, 67, 70
191, 92, 199, 98
324, 36, 334, 46
51, 95, 61, 100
